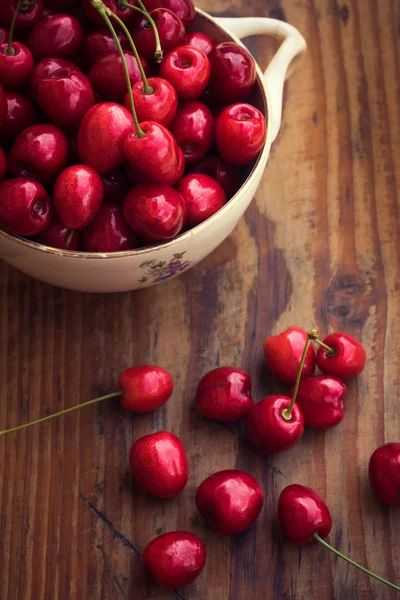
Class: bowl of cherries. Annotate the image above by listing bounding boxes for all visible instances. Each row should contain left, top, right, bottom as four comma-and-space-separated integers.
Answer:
0, 0, 306, 292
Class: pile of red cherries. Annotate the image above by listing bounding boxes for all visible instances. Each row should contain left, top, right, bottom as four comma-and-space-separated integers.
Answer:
2, 327, 399, 592
0, 0, 266, 252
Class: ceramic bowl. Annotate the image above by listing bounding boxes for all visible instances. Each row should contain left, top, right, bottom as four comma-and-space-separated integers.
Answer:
0, 10, 306, 293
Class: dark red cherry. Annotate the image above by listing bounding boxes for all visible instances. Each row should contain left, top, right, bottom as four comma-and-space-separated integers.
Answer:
186, 31, 215, 56
264, 327, 316, 385
35, 217, 82, 250
369, 443, 400, 506
142, 0, 195, 27
0, 0, 44, 33
30, 56, 79, 99
45, 0, 81, 11
125, 77, 178, 127
216, 103, 266, 166
176, 173, 226, 227
84, 201, 136, 252
133, 8, 185, 61
208, 42, 256, 103
27, 14, 83, 60
316, 333, 366, 380
278, 484, 332, 545
0, 177, 52, 236
83, 0, 136, 27
119, 365, 174, 412
101, 167, 131, 203
160, 45, 210, 101
188, 154, 242, 197
170, 101, 214, 164
89, 51, 150, 103
0, 146, 7, 182
291, 375, 346, 430
195, 367, 253, 422
82, 28, 129, 66
0, 28, 8, 44
0, 84, 7, 127
0, 91, 36, 147
0, 42, 34, 90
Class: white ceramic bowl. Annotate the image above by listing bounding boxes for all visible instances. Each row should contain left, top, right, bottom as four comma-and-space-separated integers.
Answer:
0, 10, 306, 293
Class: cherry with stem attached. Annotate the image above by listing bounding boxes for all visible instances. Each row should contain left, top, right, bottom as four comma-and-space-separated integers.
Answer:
120, 0, 163, 62
0, 0, 34, 90
313, 331, 366, 379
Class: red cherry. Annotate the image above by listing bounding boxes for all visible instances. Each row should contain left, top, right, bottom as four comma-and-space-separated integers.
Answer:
369, 443, 400, 506
123, 183, 185, 241
118, 365, 173, 412
245, 395, 304, 454
0, 91, 36, 147
290, 375, 346, 430
208, 42, 256, 103
27, 14, 83, 60
176, 173, 226, 227
84, 201, 136, 252
30, 56, 80, 99
77, 102, 134, 174
0, 0, 44, 33
133, 8, 185, 61
170, 101, 214, 164
142, 0, 195, 26
9, 123, 69, 184
0, 41, 34, 90
0, 146, 7, 182
89, 50, 150, 103
142, 531, 206, 589
316, 332, 366, 379
129, 431, 188, 497
195, 367, 253, 422
53, 164, 104, 230
278, 484, 332, 545
263, 327, 316, 385
83, 0, 136, 27
216, 103, 266, 166
125, 77, 178, 127
35, 217, 82, 250
160, 45, 210, 101
82, 28, 129, 66
38, 67, 94, 129
186, 31, 215, 56
0, 84, 6, 127
0, 177, 52, 236
101, 167, 131, 203
188, 154, 242, 197
195, 470, 264, 534
123, 121, 184, 186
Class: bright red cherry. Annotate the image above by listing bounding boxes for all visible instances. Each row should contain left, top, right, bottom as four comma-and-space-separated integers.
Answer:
53, 164, 104, 230
0, 41, 34, 90
35, 217, 82, 250
160, 45, 210, 101
30, 56, 79, 99
290, 375, 346, 430
84, 201, 136, 252
208, 42, 256, 103
188, 154, 242, 197
118, 365, 173, 412
0, 84, 6, 127
216, 103, 266, 166
89, 50, 150, 103
77, 102, 134, 174
142, 0, 195, 26
82, 28, 129, 65
27, 14, 83, 60
129, 431, 188, 498
263, 327, 316, 385
278, 484, 332, 545
195, 367, 252, 422
315, 332, 366, 379
176, 173, 226, 227
195, 470, 264, 534
0, 177, 52, 236
142, 531, 206, 590
133, 8, 185, 61
369, 443, 400, 506
0, 146, 7, 182
186, 31, 215, 56
0, 91, 36, 146
9, 123, 69, 184
171, 101, 214, 164
101, 167, 131, 203
123, 183, 185, 241
125, 77, 178, 127
83, 0, 136, 27
0, 0, 44, 32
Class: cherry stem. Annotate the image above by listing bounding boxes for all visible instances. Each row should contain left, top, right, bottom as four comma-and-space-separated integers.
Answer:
120, 0, 163, 63
66, 229, 74, 247
6, 0, 23, 55
313, 337, 336, 357
91, 0, 145, 138
0, 391, 123, 437
313, 533, 400, 592
107, 9, 153, 95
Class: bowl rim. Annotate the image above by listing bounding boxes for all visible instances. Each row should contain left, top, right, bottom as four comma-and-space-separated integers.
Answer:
0, 7, 272, 260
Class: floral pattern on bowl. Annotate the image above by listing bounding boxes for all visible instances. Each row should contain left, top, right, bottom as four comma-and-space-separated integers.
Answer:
138, 252, 191, 284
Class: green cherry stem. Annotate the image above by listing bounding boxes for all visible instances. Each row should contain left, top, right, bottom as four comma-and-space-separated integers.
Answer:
121, 0, 163, 63
314, 534, 400, 592
6, 0, 23, 55
0, 391, 123, 437
313, 337, 336, 357
282, 329, 318, 421
90, 0, 145, 138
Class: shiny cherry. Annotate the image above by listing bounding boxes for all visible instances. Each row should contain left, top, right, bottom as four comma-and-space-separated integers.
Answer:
369, 443, 400, 506
142, 0, 195, 26
84, 201, 136, 252
53, 164, 104, 230
186, 31, 215, 56
195, 367, 252, 422
118, 365, 173, 412
125, 77, 178, 127
133, 8, 185, 61
290, 375, 346, 429
0, 91, 36, 146
0, 84, 6, 127
171, 101, 214, 164
101, 167, 131, 203
278, 484, 332, 545
30, 56, 79, 99
0, 146, 7, 182
142, 531, 206, 590
160, 45, 210, 101
123, 183, 185, 241
0, 0, 44, 33
0, 177, 52, 236
9, 123, 69, 184
83, 28, 129, 65
216, 103, 266, 166
188, 154, 242, 197
195, 470, 264, 534
315, 332, 366, 379
27, 14, 83, 60
77, 102, 134, 173
208, 42, 256, 103
264, 327, 316, 385
83, 0, 136, 27
35, 217, 82, 250
129, 431, 188, 498
0, 41, 34, 90
89, 50, 150, 103
176, 173, 226, 227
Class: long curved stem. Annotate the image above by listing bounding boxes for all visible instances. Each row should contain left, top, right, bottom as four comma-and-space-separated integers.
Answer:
314, 533, 400, 592
0, 391, 123, 437
6, 0, 23, 55
120, 0, 163, 63
282, 329, 318, 421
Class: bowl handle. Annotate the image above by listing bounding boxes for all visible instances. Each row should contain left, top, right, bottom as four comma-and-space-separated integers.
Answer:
214, 17, 307, 141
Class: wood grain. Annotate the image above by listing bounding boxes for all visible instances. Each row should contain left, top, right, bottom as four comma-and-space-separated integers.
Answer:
1, 0, 399, 598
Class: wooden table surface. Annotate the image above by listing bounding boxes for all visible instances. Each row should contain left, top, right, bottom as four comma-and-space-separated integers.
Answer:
1, 0, 400, 598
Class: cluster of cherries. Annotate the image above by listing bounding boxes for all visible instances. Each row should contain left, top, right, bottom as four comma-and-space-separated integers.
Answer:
0, 0, 266, 252
1, 327, 399, 592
